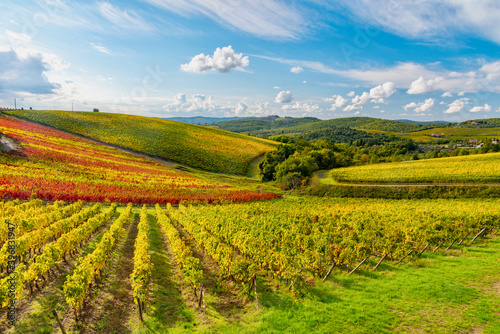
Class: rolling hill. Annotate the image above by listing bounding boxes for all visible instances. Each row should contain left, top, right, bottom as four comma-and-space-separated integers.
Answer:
2, 109, 277, 175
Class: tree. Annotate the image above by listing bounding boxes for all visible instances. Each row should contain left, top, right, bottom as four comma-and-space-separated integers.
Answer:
93, 108, 99, 112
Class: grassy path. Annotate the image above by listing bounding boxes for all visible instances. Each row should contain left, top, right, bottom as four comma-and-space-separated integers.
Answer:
73, 211, 138, 333
131, 210, 191, 333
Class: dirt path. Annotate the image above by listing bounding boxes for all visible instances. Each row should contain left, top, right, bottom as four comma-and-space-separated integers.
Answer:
0, 136, 16, 152
74, 213, 137, 334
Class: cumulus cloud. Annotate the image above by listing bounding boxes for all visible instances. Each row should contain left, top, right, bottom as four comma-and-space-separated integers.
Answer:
444, 98, 470, 114
281, 101, 320, 113
470, 104, 492, 113
369, 81, 396, 98
0, 49, 60, 94
347, 91, 355, 97
327, 95, 349, 111
441, 92, 453, 97
407, 76, 443, 94
275, 90, 293, 103
290, 66, 303, 74
404, 98, 434, 113
163, 93, 216, 113
234, 101, 248, 115
181, 45, 249, 73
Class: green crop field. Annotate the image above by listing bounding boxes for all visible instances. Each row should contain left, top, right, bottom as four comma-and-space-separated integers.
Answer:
2, 109, 277, 175
329, 152, 500, 184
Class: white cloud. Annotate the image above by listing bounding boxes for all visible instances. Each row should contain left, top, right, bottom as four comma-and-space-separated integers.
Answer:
335, 0, 500, 45
354, 111, 360, 115
303, 80, 307, 84
470, 104, 491, 113
281, 102, 320, 113
458, 91, 466, 96
407, 76, 434, 94
181, 45, 249, 73
441, 92, 453, 97
98, 2, 152, 31
444, 98, 470, 114
369, 81, 396, 98
347, 91, 355, 97
234, 101, 248, 115
90, 43, 113, 55
404, 98, 434, 113
343, 105, 359, 112
144, 0, 308, 39
273, 86, 280, 89
173, 93, 186, 105
327, 95, 349, 111
0, 49, 60, 94
5, 30, 31, 43
275, 90, 293, 103
290, 66, 304, 74
481, 61, 500, 82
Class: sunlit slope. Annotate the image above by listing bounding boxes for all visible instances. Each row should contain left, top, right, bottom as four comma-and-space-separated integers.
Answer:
3, 109, 277, 175
0, 115, 280, 203
329, 152, 500, 183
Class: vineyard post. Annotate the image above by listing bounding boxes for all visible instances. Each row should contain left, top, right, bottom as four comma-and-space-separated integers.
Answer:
397, 249, 414, 264
322, 261, 336, 282
433, 241, 444, 252
52, 310, 67, 334
253, 276, 258, 310
471, 228, 487, 243
417, 244, 429, 257
198, 283, 203, 308
349, 257, 368, 275
445, 238, 458, 250
374, 254, 387, 270
137, 297, 143, 322
202, 286, 206, 316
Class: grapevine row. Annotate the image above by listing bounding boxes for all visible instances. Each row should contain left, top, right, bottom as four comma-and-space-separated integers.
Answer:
155, 204, 202, 296
167, 204, 255, 289
130, 205, 153, 310
63, 203, 132, 310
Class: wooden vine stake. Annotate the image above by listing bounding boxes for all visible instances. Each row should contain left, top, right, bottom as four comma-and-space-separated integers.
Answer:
322, 261, 336, 282
253, 276, 258, 310
397, 249, 414, 264
433, 241, 444, 252
471, 228, 487, 244
349, 257, 368, 275
417, 244, 429, 257
445, 238, 458, 250
374, 254, 387, 270
52, 310, 67, 334
198, 283, 204, 308
137, 297, 143, 322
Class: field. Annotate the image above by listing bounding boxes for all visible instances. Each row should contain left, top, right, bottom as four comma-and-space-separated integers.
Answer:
0, 115, 280, 204
1, 197, 498, 333
1, 110, 277, 175
329, 152, 500, 184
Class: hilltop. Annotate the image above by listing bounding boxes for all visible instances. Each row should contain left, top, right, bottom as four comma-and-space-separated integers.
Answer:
2, 109, 277, 175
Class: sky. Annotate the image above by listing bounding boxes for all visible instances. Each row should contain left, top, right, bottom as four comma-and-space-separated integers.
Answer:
1, 0, 500, 122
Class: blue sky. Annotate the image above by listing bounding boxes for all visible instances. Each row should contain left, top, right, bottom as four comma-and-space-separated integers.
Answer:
1, 0, 500, 121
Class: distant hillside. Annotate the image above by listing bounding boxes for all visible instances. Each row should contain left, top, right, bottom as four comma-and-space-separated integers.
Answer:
165, 116, 246, 125
3, 109, 277, 175
212, 115, 321, 133
396, 119, 449, 126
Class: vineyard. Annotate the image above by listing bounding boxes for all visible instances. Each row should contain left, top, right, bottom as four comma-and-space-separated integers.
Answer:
0, 115, 280, 204
1, 109, 277, 175
1, 198, 498, 333
329, 152, 500, 184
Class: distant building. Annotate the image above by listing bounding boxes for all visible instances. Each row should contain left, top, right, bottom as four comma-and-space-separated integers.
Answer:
430, 133, 443, 137
471, 121, 479, 125
468, 139, 479, 144
492, 140, 498, 145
